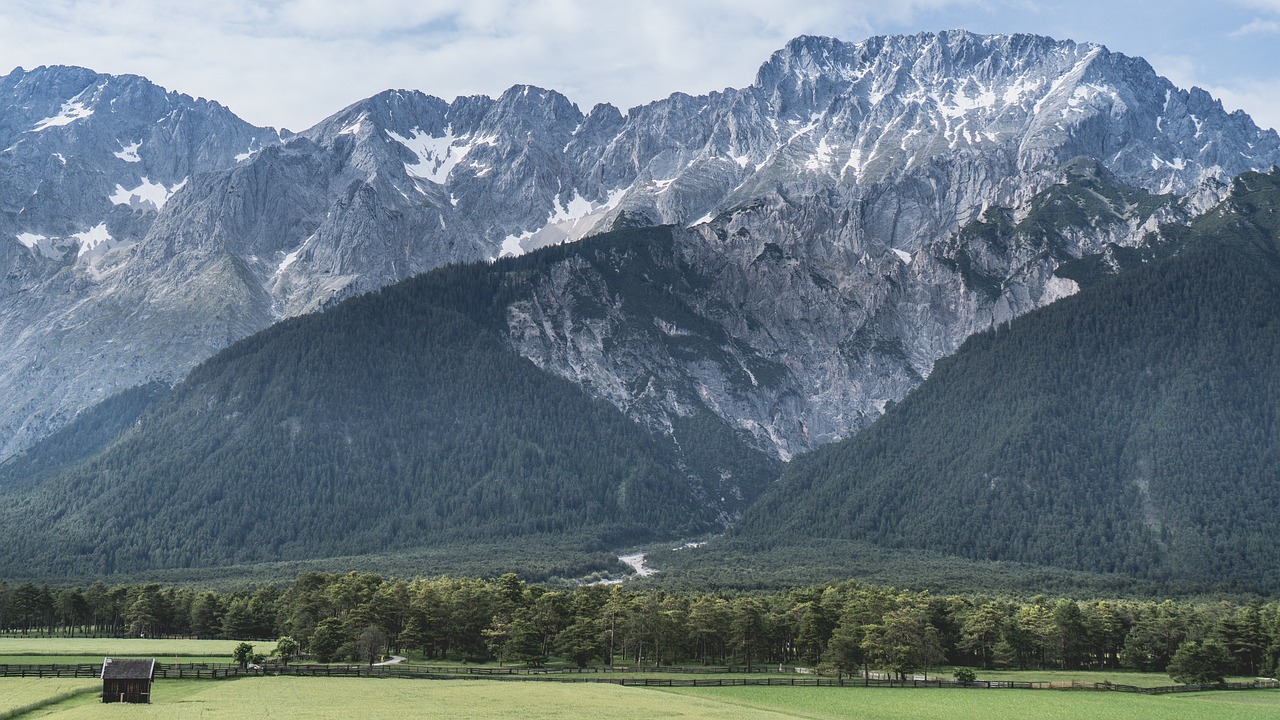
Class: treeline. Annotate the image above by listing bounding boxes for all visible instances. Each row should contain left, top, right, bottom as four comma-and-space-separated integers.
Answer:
4, 574, 1279, 681
0, 581, 279, 640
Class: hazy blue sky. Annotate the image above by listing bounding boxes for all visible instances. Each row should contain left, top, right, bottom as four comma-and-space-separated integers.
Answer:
2, 1, 1277, 131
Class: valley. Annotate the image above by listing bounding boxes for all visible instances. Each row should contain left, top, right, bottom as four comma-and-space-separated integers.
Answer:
0, 27, 1279, 717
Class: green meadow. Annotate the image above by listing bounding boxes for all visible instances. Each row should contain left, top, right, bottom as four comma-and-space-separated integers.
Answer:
10, 678, 778, 719
663, 685, 1280, 720
3, 677, 1278, 720
0, 637, 239, 665
0, 679, 98, 716
3, 636, 1277, 719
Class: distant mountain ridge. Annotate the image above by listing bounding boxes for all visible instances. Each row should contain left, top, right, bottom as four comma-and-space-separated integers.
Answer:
2, 30, 1279, 463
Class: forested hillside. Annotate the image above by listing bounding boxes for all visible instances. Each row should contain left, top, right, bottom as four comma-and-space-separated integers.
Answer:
0, 382, 168, 491
0, 227, 778, 578
735, 170, 1280, 591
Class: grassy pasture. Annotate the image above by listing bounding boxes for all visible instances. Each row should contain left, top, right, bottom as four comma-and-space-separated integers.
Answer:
0, 679, 98, 718
9, 678, 787, 719
6, 677, 1279, 720
663, 685, 1280, 720
0, 637, 240, 661
0, 656, 230, 665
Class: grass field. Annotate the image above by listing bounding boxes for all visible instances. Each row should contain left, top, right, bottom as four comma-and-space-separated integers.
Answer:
0, 679, 98, 711
5, 677, 1279, 719
0, 637, 241, 660
0, 655, 231, 665
663, 686, 1280, 720
11, 678, 786, 719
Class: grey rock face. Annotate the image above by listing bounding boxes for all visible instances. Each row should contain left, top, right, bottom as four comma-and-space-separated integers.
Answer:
0, 66, 281, 458
2, 30, 1279, 461
506, 163, 1180, 462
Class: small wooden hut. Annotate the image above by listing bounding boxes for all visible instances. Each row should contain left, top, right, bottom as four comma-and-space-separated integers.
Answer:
101, 658, 156, 704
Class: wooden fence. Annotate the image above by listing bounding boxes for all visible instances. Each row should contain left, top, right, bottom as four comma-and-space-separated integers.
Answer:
0, 664, 100, 678
1, 663, 1276, 696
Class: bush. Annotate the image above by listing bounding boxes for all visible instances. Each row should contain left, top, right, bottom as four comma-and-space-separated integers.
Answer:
1167, 640, 1230, 685
232, 642, 255, 669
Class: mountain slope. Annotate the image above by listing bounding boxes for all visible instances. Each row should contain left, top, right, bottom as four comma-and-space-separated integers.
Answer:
733, 169, 1280, 590
0, 226, 778, 578
4, 30, 1279, 462
0, 65, 281, 458
0, 381, 168, 491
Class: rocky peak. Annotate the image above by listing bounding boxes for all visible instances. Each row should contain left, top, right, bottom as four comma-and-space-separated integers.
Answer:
486, 84, 583, 131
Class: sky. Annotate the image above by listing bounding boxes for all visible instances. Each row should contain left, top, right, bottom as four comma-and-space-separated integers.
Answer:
1, 1, 1277, 132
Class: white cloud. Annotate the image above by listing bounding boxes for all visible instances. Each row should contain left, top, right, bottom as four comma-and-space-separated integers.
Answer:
1200, 79, 1280, 132
1230, 18, 1280, 36
1146, 53, 1201, 90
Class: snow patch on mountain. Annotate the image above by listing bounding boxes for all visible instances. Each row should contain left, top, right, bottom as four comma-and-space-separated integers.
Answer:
499, 188, 626, 258
72, 223, 112, 257
938, 86, 998, 118
386, 127, 497, 184
337, 115, 365, 136
15, 232, 43, 250
113, 141, 141, 162
273, 234, 316, 280
234, 139, 266, 163
805, 137, 837, 172
33, 99, 94, 131
109, 177, 187, 210
14, 232, 62, 260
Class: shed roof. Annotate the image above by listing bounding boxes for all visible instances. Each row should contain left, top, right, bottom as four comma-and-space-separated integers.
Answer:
101, 658, 156, 680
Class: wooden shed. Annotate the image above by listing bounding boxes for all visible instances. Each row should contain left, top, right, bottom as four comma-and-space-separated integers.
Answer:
101, 658, 156, 704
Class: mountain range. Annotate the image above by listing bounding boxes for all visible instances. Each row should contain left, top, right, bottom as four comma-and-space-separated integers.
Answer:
2, 30, 1279, 587
3, 30, 1277, 464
